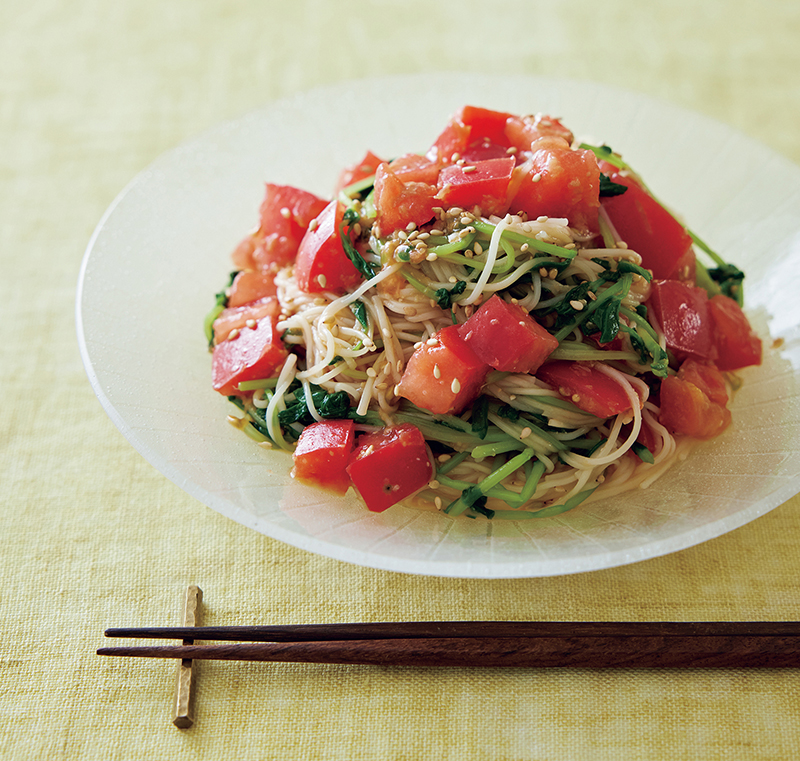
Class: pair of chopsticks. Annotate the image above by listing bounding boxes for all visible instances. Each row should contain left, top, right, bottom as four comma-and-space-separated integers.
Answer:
99, 620, 800, 668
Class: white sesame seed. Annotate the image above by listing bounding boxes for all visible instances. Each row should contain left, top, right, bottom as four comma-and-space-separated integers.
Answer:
434, 496, 443, 510
462, 165, 477, 173
317, 274, 327, 288
617, 241, 628, 249
569, 300, 585, 311
451, 378, 461, 394
506, 146, 518, 154
308, 219, 319, 232
426, 253, 438, 261
537, 216, 549, 222
433, 364, 441, 379
245, 319, 257, 329
406, 221, 416, 231
539, 267, 549, 277
520, 243, 529, 252
520, 427, 532, 439
428, 479, 440, 490
438, 454, 451, 462
532, 173, 542, 183
588, 291, 597, 301
227, 328, 239, 340
280, 207, 291, 219
549, 268, 558, 279
427, 337, 439, 346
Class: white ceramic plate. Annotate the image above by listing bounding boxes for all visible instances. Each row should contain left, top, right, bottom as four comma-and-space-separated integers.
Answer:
76, 73, 800, 578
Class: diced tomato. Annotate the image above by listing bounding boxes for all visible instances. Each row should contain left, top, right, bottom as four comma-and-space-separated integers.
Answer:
397, 325, 489, 415
436, 157, 515, 217
373, 162, 437, 234
226, 270, 278, 309
504, 114, 575, 155
335, 150, 385, 193
459, 106, 515, 147
426, 118, 471, 166
536, 360, 635, 418
346, 424, 433, 512
707, 294, 762, 371
648, 279, 712, 360
292, 419, 355, 495
387, 153, 440, 185
600, 174, 694, 280
659, 359, 731, 439
211, 313, 287, 395
253, 184, 329, 270
457, 294, 558, 373
507, 137, 600, 232
211, 297, 281, 344
294, 200, 362, 294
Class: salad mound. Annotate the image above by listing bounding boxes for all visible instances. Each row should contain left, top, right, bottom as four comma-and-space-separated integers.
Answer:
205, 105, 763, 520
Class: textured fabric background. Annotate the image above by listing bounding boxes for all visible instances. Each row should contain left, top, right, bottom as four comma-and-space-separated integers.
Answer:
2, 1, 800, 759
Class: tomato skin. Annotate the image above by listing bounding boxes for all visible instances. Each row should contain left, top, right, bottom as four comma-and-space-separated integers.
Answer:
504, 113, 574, 154
426, 118, 471, 166
294, 200, 362, 294
600, 174, 694, 280
335, 150, 385, 193
536, 360, 635, 418
457, 294, 558, 373
436, 157, 515, 217
648, 279, 713, 360
212, 297, 280, 344
659, 359, 731, 440
508, 137, 600, 232
387, 153, 440, 185
373, 162, 438, 234
397, 325, 489, 415
253, 184, 329, 270
226, 270, 278, 309
292, 419, 355, 495
346, 424, 433, 512
707, 294, 762, 371
211, 313, 287, 395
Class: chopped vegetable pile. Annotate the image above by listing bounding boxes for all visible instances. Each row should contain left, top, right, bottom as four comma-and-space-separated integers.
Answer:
206, 105, 763, 519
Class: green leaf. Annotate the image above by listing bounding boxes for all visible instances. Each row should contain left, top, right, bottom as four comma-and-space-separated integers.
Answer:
470, 395, 489, 440
349, 299, 369, 329
278, 385, 351, 426
434, 279, 467, 309
707, 263, 745, 305
599, 173, 628, 197
341, 208, 379, 280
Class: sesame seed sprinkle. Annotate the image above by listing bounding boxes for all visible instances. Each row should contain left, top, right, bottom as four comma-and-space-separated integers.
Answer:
433, 364, 441, 379
520, 427, 532, 439
245, 319, 256, 328
451, 378, 461, 394
280, 207, 291, 219
569, 299, 585, 311
227, 328, 239, 340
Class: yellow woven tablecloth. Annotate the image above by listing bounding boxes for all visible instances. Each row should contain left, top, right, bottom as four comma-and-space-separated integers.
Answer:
3, 1, 800, 758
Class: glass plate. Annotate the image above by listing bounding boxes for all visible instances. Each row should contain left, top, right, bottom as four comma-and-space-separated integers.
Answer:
76, 73, 800, 578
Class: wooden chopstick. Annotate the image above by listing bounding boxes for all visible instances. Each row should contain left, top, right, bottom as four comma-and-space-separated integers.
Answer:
98, 622, 800, 668
104, 621, 800, 642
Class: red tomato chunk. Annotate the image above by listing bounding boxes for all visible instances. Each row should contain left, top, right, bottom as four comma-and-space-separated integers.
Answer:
211, 314, 287, 395
648, 279, 713, 360
226, 270, 278, 309
659, 359, 731, 440
457, 294, 558, 373
436, 157, 515, 217
335, 150, 385, 193
252, 184, 329, 270
292, 419, 355, 496
397, 325, 489, 415
212, 297, 280, 344
373, 162, 438, 235
295, 200, 362, 294
346, 424, 433, 512
536, 360, 635, 419
508, 137, 600, 232
707, 294, 762, 371
601, 174, 694, 280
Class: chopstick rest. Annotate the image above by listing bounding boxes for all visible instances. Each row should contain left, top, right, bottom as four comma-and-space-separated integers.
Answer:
172, 585, 202, 728
99, 621, 800, 668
